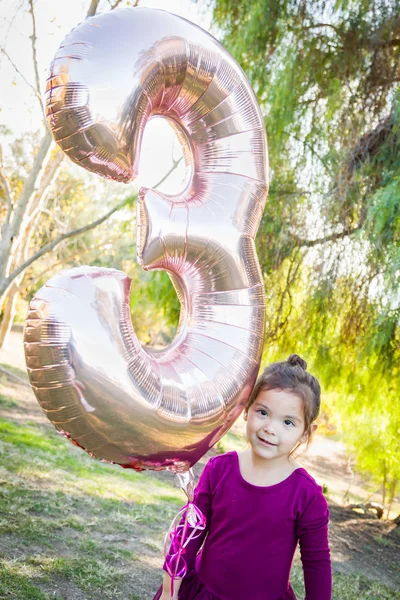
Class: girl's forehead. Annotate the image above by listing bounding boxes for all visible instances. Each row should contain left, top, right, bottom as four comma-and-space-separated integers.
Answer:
255, 388, 303, 415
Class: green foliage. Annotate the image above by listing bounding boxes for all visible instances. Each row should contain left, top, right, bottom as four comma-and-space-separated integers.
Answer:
261, 262, 400, 506
130, 269, 180, 345
205, 0, 400, 509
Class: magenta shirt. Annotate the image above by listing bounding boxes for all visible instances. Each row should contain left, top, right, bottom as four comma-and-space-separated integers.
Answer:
165, 451, 331, 600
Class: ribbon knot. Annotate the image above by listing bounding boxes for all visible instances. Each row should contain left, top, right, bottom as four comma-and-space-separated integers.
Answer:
164, 501, 206, 598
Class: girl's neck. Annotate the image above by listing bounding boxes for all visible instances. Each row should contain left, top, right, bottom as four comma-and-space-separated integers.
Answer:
238, 448, 299, 486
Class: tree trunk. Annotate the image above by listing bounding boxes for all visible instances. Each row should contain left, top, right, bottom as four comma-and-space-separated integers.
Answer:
382, 460, 387, 507
0, 0, 106, 329
387, 478, 398, 519
0, 280, 21, 348
0, 131, 53, 294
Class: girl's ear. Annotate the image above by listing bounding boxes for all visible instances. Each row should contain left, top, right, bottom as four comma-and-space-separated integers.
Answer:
300, 422, 317, 444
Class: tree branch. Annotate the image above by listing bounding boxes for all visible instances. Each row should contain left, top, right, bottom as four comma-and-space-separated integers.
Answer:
0, 47, 42, 106
4, 195, 136, 287
8, 131, 53, 239
379, 39, 400, 48
1, 146, 181, 296
25, 150, 64, 226
0, 131, 53, 280
302, 23, 341, 35
153, 156, 183, 190
28, 0, 43, 121
294, 223, 363, 248
14, 151, 65, 267
0, 170, 13, 207
86, 0, 101, 17
0, 146, 14, 210
269, 189, 313, 197
288, 132, 333, 175
345, 114, 394, 173
110, 0, 126, 8
25, 240, 114, 288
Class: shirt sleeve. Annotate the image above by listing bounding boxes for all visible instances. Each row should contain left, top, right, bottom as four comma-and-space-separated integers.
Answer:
296, 488, 332, 600
163, 457, 214, 576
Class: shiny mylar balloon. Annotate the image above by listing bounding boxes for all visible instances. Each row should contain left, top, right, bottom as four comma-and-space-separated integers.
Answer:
24, 8, 268, 472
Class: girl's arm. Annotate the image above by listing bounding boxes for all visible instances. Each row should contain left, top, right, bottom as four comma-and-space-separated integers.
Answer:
296, 489, 332, 600
162, 458, 214, 586
159, 572, 182, 600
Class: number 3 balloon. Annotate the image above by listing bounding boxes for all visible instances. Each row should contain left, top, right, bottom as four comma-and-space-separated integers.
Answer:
24, 8, 268, 472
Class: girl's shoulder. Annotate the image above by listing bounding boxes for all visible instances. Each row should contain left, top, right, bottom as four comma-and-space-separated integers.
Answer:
205, 450, 236, 471
202, 451, 236, 485
292, 466, 321, 490
292, 467, 329, 514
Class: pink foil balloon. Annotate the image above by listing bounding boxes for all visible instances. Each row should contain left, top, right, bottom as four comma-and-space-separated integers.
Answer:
24, 8, 268, 472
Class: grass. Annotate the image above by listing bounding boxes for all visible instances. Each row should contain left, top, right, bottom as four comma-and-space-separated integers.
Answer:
0, 362, 29, 380
0, 392, 19, 409
374, 534, 395, 548
290, 562, 400, 599
0, 375, 399, 599
0, 379, 183, 599
0, 559, 64, 599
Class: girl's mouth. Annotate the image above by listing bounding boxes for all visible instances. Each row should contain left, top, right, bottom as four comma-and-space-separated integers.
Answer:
257, 436, 277, 447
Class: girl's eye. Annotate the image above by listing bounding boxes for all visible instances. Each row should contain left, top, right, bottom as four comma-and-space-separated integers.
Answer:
257, 409, 268, 416
284, 419, 295, 426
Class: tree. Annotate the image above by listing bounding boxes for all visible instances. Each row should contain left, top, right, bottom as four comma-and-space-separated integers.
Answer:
0, 0, 140, 347
203, 0, 400, 511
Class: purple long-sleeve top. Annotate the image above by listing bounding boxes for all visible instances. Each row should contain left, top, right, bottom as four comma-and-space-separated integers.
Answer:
165, 451, 331, 600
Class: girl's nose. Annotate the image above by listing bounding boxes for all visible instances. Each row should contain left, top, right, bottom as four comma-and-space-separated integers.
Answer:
263, 419, 276, 435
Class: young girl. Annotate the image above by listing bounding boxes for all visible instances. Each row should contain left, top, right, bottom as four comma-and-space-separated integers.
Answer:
154, 354, 332, 600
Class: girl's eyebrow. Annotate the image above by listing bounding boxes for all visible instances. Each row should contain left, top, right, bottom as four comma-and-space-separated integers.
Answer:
254, 402, 270, 410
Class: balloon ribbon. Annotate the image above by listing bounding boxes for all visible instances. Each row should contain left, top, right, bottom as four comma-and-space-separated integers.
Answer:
164, 499, 206, 599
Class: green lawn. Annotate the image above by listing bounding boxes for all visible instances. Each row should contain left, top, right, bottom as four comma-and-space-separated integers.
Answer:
0, 374, 399, 599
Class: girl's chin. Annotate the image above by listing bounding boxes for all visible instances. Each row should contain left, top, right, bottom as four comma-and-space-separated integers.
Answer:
252, 442, 277, 456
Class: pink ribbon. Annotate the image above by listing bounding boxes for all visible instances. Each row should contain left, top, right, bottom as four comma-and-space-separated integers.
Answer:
164, 501, 206, 598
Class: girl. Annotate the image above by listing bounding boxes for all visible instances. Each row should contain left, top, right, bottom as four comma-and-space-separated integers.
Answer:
154, 354, 332, 600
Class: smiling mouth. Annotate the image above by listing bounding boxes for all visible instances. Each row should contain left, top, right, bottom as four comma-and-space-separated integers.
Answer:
257, 436, 277, 447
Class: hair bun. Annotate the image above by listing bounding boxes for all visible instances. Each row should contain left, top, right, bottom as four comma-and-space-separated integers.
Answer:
287, 354, 307, 370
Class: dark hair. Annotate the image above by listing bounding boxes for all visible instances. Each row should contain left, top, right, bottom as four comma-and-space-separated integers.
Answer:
246, 354, 321, 447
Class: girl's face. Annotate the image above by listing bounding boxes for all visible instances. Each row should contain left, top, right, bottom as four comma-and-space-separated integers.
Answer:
244, 388, 310, 463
